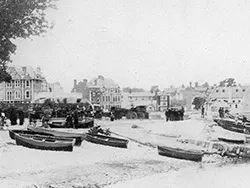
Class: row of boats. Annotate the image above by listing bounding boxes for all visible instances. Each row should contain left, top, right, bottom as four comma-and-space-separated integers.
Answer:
9, 126, 129, 152
158, 117, 250, 163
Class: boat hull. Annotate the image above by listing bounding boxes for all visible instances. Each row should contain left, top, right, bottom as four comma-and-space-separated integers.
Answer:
9, 130, 53, 140
15, 134, 74, 152
157, 145, 203, 162
85, 133, 128, 148
48, 118, 94, 129
27, 126, 84, 146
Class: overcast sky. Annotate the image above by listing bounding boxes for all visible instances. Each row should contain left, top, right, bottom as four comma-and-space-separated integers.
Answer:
11, 0, 250, 92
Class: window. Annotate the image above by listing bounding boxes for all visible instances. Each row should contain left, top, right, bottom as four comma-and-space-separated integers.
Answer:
7, 91, 12, 100
6, 82, 12, 88
235, 104, 238, 108
243, 89, 246, 92
15, 91, 21, 99
163, 102, 166, 106
222, 89, 225, 92
118, 96, 120, 101
26, 80, 30, 87
15, 81, 20, 87
233, 100, 235, 103
238, 100, 241, 103
25, 90, 30, 99
216, 90, 219, 92
236, 89, 239, 92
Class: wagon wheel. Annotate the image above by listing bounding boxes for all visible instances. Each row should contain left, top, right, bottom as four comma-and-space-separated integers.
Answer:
125, 112, 135, 119
131, 112, 138, 119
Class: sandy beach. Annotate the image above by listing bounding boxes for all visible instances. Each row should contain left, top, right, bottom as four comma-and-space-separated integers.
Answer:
1, 115, 249, 188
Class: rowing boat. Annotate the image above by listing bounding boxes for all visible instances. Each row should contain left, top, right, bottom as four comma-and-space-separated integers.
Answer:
15, 133, 74, 152
157, 145, 203, 162
85, 133, 128, 148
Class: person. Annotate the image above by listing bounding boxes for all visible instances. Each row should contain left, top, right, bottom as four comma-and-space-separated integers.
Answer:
180, 106, 185, 120
235, 113, 239, 125
73, 109, 79, 129
110, 111, 115, 121
42, 109, 51, 128
18, 109, 24, 126
201, 106, 205, 118
218, 108, 223, 118
165, 108, 169, 122
0, 111, 6, 130
65, 112, 73, 128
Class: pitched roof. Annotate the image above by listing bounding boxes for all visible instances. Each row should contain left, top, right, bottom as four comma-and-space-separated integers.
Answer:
7, 66, 45, 80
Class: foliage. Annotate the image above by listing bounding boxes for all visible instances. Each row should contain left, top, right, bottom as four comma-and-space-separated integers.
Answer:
192, 97, 206, 110
43, 98, 54, 108
0, 0, 57, 82
219, 78, 237, 87
150, 85, 159, 94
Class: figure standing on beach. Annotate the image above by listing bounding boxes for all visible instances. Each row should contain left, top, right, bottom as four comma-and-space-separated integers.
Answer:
201, 106, 205, 118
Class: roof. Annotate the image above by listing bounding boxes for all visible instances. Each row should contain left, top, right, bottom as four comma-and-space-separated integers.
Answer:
209, 86, 249, 99
126, 92, 155, 97
7, 66, 45, 80
89, 75, 119, 87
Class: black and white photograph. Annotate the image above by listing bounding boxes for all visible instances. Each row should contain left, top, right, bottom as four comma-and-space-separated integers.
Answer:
1, 0, 250, 187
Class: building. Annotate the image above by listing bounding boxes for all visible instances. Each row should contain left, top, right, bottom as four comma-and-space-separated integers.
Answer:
71, 75, 122, 110
121, 92, 157, 112
158, 91, 171, 111
207, 85, 250, 114
1, 66, 48, 103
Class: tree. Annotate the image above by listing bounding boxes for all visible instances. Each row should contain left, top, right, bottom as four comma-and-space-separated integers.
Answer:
0, 0, 57, 82
192, 97, 206, 110
219, 78, 237, 87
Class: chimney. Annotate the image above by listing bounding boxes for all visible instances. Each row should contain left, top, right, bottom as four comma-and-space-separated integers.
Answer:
22, 67, 27, 75
74, 79, 77, 88
83, 79, 88, 87
98, 75, 104, 80
94, 79, 97, 86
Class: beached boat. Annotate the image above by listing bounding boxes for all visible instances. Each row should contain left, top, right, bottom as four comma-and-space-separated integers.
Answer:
216, 119, 250, 134
218, 137, 245, 144
157, 145, 203, 162
85, 133, 129, 148
9, 130, 82, 146
15, 133, 74, 152
9, 129, 53, 140
48, 117, 94, 129
27, 126, 84, 145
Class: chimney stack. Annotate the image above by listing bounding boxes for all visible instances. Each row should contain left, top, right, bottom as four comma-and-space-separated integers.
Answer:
74, 79, 77, 88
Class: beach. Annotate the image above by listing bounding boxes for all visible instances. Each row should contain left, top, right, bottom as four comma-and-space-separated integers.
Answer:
0, 115, 249, 188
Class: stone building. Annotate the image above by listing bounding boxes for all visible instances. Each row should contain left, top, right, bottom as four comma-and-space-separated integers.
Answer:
0, 66, 47, 103
71, 75, 122, 110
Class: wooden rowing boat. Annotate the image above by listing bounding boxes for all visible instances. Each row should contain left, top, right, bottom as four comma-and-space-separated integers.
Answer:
48, 117, 94, 129
85, 133, 128, 148
15, 133, 74, 152
9, 129, 54, 140
10, 130, 82, 146
157, 145, 203, 162
218, 137, 245, 144
27, 126, 84, 145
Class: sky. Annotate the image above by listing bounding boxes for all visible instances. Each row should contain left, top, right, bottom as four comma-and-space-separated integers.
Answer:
11, 0, 250, 92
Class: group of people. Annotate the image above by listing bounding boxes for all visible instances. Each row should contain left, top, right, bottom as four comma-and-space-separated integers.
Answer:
0, 107, 25, 129
164, 107, 185, 122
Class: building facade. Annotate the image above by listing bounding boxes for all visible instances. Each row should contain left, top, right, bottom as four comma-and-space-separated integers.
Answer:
207, 85, 250, 114
71, 75, 122, 110
1, 66, 48, 103
121, 92, 157, 111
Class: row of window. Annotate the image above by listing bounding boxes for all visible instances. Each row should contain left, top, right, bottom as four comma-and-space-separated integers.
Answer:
102, 95, 121, 102
6, 80, 30, 88
218, 99, 241, 103
6, 90, 30, 100
130, 96, 153, 100
216, 89, 246, 93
